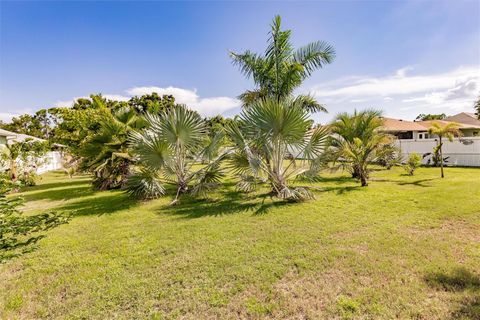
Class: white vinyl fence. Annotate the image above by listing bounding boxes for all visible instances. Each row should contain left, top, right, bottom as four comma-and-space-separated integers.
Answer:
395, 137, 480, 167
36, 151, 64, 174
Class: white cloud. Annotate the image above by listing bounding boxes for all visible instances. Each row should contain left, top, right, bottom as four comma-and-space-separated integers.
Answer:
395, 66, 414, 78
0, 112, 19, 122
103, 94, 130, 102
53, 94, 130, 108
126, 86, 240, 116
306, 65, 480, 123
52, 99, 77, 108
311, 66, 479, 100
350, 98, 367, 103
0, 109, 33, 122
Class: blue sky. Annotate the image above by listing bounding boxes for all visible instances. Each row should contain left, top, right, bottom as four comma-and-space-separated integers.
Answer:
1, 0, 479, 123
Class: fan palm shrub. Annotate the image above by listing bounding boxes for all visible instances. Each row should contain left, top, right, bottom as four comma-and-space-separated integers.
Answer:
330, 110, 391, 186
226, 98, 329, 201
427, 122, 462, 178
126, 106, 225, 204
79, 106, 143, 190
230, 15, 335, 112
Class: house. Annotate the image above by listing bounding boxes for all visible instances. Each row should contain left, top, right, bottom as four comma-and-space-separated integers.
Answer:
381, 113, 480, 167
444, 112, 480, 129
0, 128, 65, 174
0, 128, 17, 146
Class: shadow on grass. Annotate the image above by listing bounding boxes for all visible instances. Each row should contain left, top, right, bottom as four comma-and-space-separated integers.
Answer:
22, 177, 90, 193
22, 184, 95, 202
157, 189, 290, 219
372, 177, 435, 188
318, 185, 361, 194
396, 178, 436, 187
425, 267, 480, 319
54, 191, 138, 217
314, 176, 355, 184
20, 175, 138, 217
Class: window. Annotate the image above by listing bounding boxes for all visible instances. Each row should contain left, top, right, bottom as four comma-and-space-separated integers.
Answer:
418, 133, 429, 139
473, 131, 479, 137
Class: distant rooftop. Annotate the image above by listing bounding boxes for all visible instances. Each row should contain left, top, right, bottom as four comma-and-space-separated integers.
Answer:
0, 128, 46, 143
444, 112, 480, 127
381, 112, 480, 132
380, 117, 427, 132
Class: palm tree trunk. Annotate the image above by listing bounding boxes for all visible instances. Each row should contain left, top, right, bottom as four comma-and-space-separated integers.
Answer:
360, 175, 368, 187
359, 168, 368, 187
439, 136, 444, 178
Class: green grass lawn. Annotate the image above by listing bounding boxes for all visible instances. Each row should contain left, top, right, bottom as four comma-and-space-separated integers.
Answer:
1, 167, 479, 319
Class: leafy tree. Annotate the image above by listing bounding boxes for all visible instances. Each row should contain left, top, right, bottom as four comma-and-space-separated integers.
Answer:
330, 110, 391, 186
128, 93, 176, 114
415, 113, 446, 121
230, 15, 335, 112
427, 122, 461, 178
48, 95, 113, 150
0, 178, 69, 263
49, 94, 179, 152
0, 110, 53, 140
126, 106, 226, 204
204, 115, 236, 137
226, 98, 329, 200
403, 153, 421, 176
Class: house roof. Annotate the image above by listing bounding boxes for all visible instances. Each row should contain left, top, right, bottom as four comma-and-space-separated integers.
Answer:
444, 112, 480, 127
380, 117, 427, 132
0, 128, 46, 143
380, 114, 480, 132
0, 128, 18, 138
416, 120, 480, 130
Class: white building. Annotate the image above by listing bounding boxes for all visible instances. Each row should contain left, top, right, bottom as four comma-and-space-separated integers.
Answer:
381, 113, 480, 167
0, 128, 65, 173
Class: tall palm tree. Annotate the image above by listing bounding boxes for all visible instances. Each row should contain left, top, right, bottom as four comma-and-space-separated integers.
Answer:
230, 15, 335, 113
126, 106, 225, 204
227, 98, 329, 200
474, 96, 480, 119
330, 110, 390, 186
427, 122, 461, 178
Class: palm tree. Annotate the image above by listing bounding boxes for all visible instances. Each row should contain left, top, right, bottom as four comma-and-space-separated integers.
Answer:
330, 110, 390, 186
230, 15, 335, 113
474, 96, 480, 119
79, 106, 143, 190
126, 106, 225, 204
330, 110, 385, 179
427, 122, 461, 178
227, 98, 329, 200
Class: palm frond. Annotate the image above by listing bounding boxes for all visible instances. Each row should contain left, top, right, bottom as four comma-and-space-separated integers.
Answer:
293, 40, 336, 76
124, 169, 165, 200
293, 94, 328, 113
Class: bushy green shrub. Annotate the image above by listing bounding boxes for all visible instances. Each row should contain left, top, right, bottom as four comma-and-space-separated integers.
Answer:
403, 153, 422, 176
0, 178, 69, 263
